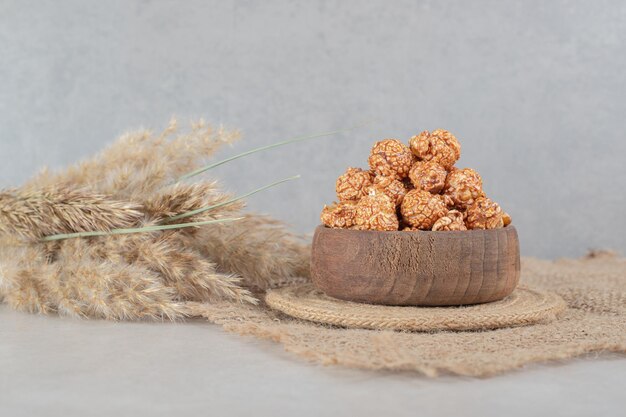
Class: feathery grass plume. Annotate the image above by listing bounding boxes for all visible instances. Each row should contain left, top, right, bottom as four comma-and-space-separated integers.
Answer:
0, 237, 190, 320
89, 232, 256, 304
0, 231, 255, 319
191, 214, 311, 291
1, 119, 317, 320
0, 187, 144, 241
25, 119, 240, 201
162, 175, 300, 224
143, 182, 244, 223
40, 217, 243, 242
52, 238, 187, 320
0, 238, 60, 314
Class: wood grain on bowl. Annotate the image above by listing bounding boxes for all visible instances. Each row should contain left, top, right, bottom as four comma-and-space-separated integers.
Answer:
310, 225, 520, 306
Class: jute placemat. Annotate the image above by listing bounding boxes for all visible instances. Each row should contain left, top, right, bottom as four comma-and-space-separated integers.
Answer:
265, 284, 566, 331
189, 255, 626, 377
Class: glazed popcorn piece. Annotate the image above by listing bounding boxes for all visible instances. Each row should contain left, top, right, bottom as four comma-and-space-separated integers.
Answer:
368, 139, 415, 179
443, 167, 485, 209
336, 167, 373, 202
408, 160, 448, 194
439, 193, 455, 208
465, 197, 505, 229
366, 175, 408, 206
409, 129, 460, 170
353, 193, 399, 231
321, 201, 358, 229
432, 209, 467, 231
400, 189, 447, 230
321, 129, 511, 231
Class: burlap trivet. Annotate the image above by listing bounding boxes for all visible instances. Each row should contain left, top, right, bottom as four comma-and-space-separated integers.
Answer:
190, 255, 626, 377
265, 284, 566, 331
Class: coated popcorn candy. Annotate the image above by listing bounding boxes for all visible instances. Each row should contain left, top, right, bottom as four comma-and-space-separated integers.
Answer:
353, 193, 399, 231
368, 139, 415, 179
465, 197, 505, 229
320, 201, 358, 229
443, 167, 485, 209
439, 193, 455, 208
335, 167, 373, 202
320, 128, 511, 231
432, 209, 467, 231
408, 160, 447, 194
400, 189, 447, 230
366, 175, 408, 206
409, 129, 460, 170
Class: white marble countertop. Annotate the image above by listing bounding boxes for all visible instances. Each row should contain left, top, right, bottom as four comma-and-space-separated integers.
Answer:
1, 305, 624, 417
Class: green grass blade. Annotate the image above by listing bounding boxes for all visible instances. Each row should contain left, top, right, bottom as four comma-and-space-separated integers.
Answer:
175, 123, 367, 183
163, 175, 300, 224
41, 217, 243, 242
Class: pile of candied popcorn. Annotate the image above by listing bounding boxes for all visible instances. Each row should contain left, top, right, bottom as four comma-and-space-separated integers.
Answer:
321, 129, 511, 232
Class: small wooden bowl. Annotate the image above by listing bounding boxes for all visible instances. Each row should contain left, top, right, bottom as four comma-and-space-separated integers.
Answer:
311, 225, 520, 306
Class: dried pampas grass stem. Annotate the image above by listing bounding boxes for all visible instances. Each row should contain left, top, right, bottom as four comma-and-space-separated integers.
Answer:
0, 187, 144, 241
0, 119, 318, 320
143, 182, 242, 223
41, 217, 244, 242
164, 175, 300, 223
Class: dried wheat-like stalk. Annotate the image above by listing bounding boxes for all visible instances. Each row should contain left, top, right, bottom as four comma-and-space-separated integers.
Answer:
0, 237, 60, 314
192, 214, 311, 290
26, 119, 240, 201
0, 119, 313, 320
89, 232, 256, 304
0, 237, 187, 320
143, 182, 243, 223
0, 187, 143, 241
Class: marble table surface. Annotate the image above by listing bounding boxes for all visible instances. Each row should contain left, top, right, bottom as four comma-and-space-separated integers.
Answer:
1, 305, 624, 417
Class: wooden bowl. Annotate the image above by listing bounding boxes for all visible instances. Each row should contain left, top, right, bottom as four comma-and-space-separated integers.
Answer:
310, 225, 520, 306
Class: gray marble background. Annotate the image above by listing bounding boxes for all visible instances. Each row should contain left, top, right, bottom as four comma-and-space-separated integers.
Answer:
1, 0, 624, 258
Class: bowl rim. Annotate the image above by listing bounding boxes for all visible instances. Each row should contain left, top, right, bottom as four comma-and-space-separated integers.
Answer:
315, 224, 516, 236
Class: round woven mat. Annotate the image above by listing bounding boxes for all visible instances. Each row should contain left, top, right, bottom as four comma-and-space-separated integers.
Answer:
265, 283, 567, 331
